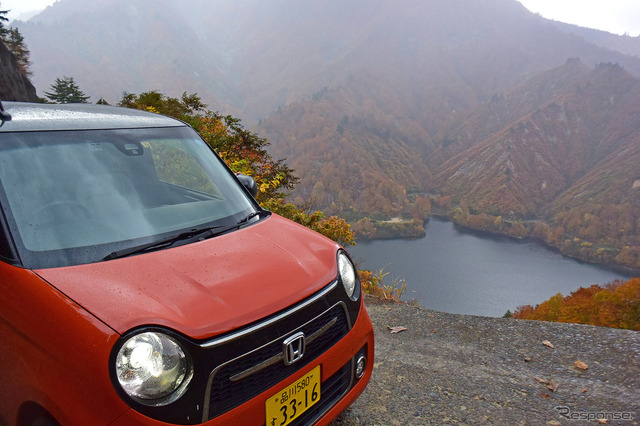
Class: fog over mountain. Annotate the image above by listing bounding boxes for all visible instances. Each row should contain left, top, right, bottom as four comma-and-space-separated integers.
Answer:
17, 0, 640, 118
13, 0, 640, 269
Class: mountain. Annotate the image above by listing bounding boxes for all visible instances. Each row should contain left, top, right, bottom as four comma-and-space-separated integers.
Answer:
432, 61, 640, 215
429, 58, 593, 168
12, 0, 640, 269
19, 0, 237, 111
16, 0, 640, 117
254, 0, 640, 219
550, 21, 640, 58
431, 61, 640, 269
259, 85, 433, 217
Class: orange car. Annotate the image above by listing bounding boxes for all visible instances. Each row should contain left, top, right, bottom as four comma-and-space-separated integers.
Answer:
0, 102, 373, 426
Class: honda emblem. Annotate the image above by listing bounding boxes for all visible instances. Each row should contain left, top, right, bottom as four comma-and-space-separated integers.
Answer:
282, 332, 305, 365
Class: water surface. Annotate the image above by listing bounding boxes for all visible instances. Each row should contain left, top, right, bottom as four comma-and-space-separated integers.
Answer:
350, 218, 633, 317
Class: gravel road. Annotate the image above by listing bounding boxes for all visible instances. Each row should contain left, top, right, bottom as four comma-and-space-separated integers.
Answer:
332, 296, 640, 425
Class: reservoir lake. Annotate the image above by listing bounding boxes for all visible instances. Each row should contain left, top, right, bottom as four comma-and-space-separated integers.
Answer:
349, 217, 634, 317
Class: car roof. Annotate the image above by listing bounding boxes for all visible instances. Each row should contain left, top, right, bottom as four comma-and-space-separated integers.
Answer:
0, 102, 186, 132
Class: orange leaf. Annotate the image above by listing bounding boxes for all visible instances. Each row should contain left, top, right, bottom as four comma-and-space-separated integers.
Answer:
574, 360, 588, 370
387, 326, 408, 334
533, 377, 559, 392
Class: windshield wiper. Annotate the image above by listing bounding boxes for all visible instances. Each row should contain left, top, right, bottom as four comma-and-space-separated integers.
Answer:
103, 226, 220, 260
103, 210, 268, 261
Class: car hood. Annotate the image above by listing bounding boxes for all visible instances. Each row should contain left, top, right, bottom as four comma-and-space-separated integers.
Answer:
35, 215, 340, 339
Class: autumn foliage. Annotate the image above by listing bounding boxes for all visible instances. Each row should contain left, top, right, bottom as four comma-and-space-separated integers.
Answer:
358, 268, 408, 303
512, 278, 640, 331
119, 91, 355, 247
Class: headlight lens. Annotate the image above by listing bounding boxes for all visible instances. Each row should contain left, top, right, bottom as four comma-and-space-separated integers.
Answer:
338, 250, 359, 301
115, 331, 191, 405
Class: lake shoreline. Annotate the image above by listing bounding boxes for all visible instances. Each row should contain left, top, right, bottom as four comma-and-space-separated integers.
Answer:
351, 218, 633, 317
355, 215, 640, 277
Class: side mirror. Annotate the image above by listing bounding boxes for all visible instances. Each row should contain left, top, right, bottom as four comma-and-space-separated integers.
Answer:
236, 174, 258, 197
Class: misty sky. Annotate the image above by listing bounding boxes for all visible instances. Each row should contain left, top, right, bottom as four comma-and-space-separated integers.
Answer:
3, 0, 55, 21
517, 0, 640, 36
3, 0, 640, 36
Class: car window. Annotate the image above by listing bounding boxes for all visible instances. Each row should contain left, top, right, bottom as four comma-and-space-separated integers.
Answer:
0, 126, 257, 268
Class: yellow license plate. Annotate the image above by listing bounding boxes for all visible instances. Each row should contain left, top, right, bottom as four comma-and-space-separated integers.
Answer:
265, 365, 321, 426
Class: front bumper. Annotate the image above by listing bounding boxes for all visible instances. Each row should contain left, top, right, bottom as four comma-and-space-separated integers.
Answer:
110, 296, 374, 425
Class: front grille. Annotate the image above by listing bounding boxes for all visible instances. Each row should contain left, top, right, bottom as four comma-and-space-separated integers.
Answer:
207, 303, 349, 419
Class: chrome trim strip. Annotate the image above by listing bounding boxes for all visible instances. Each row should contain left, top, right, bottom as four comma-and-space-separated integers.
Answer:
307, 316, 338, 345
201, 301, 348, 422
229, 317, 338, 382
200, 280, 338, 349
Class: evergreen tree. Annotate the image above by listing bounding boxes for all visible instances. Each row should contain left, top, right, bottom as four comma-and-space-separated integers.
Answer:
44, 76, 90, 103
0, 4, 33, 78
0, 4, 9, 40
4, 27, 31, 76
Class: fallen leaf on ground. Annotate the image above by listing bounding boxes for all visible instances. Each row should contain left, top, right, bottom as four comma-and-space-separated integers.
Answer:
597, 419, 608, 424
534, 376, 559, 392
539, 393, 550, 398
387, 326, 408, 334
574, 360, 588, 370
542, 340, 554, 348
546, 379, 559, 392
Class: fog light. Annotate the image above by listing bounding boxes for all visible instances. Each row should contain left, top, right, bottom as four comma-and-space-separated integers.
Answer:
355, 355, 366, 379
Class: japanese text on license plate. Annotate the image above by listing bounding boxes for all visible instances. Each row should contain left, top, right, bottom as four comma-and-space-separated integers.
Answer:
265, 365, 321, 426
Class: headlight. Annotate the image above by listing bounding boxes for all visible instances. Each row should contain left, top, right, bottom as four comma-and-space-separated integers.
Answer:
115, 331, 192, 406
338, 250, 359, 301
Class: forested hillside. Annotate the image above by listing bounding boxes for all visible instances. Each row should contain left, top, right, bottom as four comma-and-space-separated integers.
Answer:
512, 278, 640, 330
431, 62, 640, 270
434, 61, 640, 215
258, 86, 432, 219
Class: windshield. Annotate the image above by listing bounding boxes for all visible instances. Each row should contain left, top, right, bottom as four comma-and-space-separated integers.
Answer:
0, 126, 259, 268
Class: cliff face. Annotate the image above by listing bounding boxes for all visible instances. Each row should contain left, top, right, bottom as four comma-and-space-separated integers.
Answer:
0, 41, 38, 102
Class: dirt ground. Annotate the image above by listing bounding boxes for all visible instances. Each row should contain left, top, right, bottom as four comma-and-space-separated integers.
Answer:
332, 296, 640, 425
